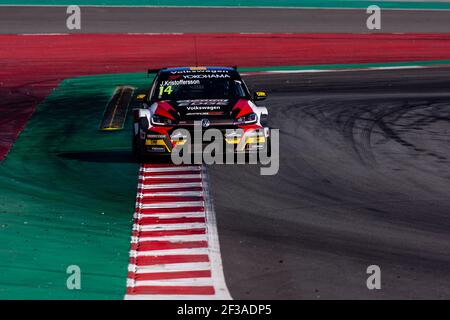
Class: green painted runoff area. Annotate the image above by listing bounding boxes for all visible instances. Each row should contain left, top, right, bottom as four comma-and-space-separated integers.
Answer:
0, 73, 152, 299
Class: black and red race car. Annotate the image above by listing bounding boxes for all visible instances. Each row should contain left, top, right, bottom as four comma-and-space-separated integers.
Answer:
132, 66, 270, 159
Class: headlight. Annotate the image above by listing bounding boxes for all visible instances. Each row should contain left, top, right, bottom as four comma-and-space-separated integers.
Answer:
151, 114, 176, 126
235, 112, 257, 125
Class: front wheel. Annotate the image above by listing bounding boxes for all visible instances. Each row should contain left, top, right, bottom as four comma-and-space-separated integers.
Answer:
132, 117, 151, 162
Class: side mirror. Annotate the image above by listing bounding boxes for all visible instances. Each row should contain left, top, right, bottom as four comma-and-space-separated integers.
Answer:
136, 94, 147, 102
253, 91, 267, 101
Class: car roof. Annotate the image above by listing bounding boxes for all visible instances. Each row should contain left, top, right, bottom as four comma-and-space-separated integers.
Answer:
161, 66, 236, 72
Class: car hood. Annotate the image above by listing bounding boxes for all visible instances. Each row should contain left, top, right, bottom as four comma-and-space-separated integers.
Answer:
162, 98, 240, 120
153, 98, 256, 125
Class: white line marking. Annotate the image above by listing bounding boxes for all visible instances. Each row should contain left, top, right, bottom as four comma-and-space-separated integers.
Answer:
241, 65, 443, 76
139, 182, 203, 189
130, 278, 213, 287
141, 191, 203, 197
132, 234, 208, 243
127, 32, 185, 35
141, 201, 204, 209
138, 212, 205, 219
130, 248, 209, 257
142, 166, 201, 172
140, 174, 201, 179
134, 223, 206, 231
267, 69, 337, 73
20, 33, 69, 36
368, 66, 422, 70
129, 262, 211, 273
240, 70, 331, 76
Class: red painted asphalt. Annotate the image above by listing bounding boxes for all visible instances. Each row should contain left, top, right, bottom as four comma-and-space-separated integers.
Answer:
2, 33, 450, 160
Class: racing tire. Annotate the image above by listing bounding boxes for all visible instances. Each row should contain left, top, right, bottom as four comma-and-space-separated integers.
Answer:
132, 118, 149, 162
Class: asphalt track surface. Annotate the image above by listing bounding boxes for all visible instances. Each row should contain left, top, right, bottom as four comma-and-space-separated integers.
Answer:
1, 6, 450, 33
210, 68, 450, 299
1, 5, 450, 300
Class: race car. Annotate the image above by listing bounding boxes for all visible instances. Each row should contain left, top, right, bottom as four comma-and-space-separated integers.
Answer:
132, 66, 270, 159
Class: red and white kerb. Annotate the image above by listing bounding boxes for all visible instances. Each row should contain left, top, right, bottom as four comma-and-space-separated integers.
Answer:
125, 164, 231, 300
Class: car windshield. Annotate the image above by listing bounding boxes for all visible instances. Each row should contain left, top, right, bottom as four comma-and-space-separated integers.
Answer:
152, 74, 249, 101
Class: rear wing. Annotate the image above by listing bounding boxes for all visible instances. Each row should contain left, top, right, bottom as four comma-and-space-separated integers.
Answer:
147, 66, 237, 77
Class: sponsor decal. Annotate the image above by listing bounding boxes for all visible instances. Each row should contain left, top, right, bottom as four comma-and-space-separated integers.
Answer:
168, 75, 182, 80
170, 69, 230, 74
201, 119, 211, 128
186, 111, 224, 116
146, 134, 166, 139
178, 99, 229, 107
182, 74, 231, 79
186, 106, 222, 111
161, 79, 201, 86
